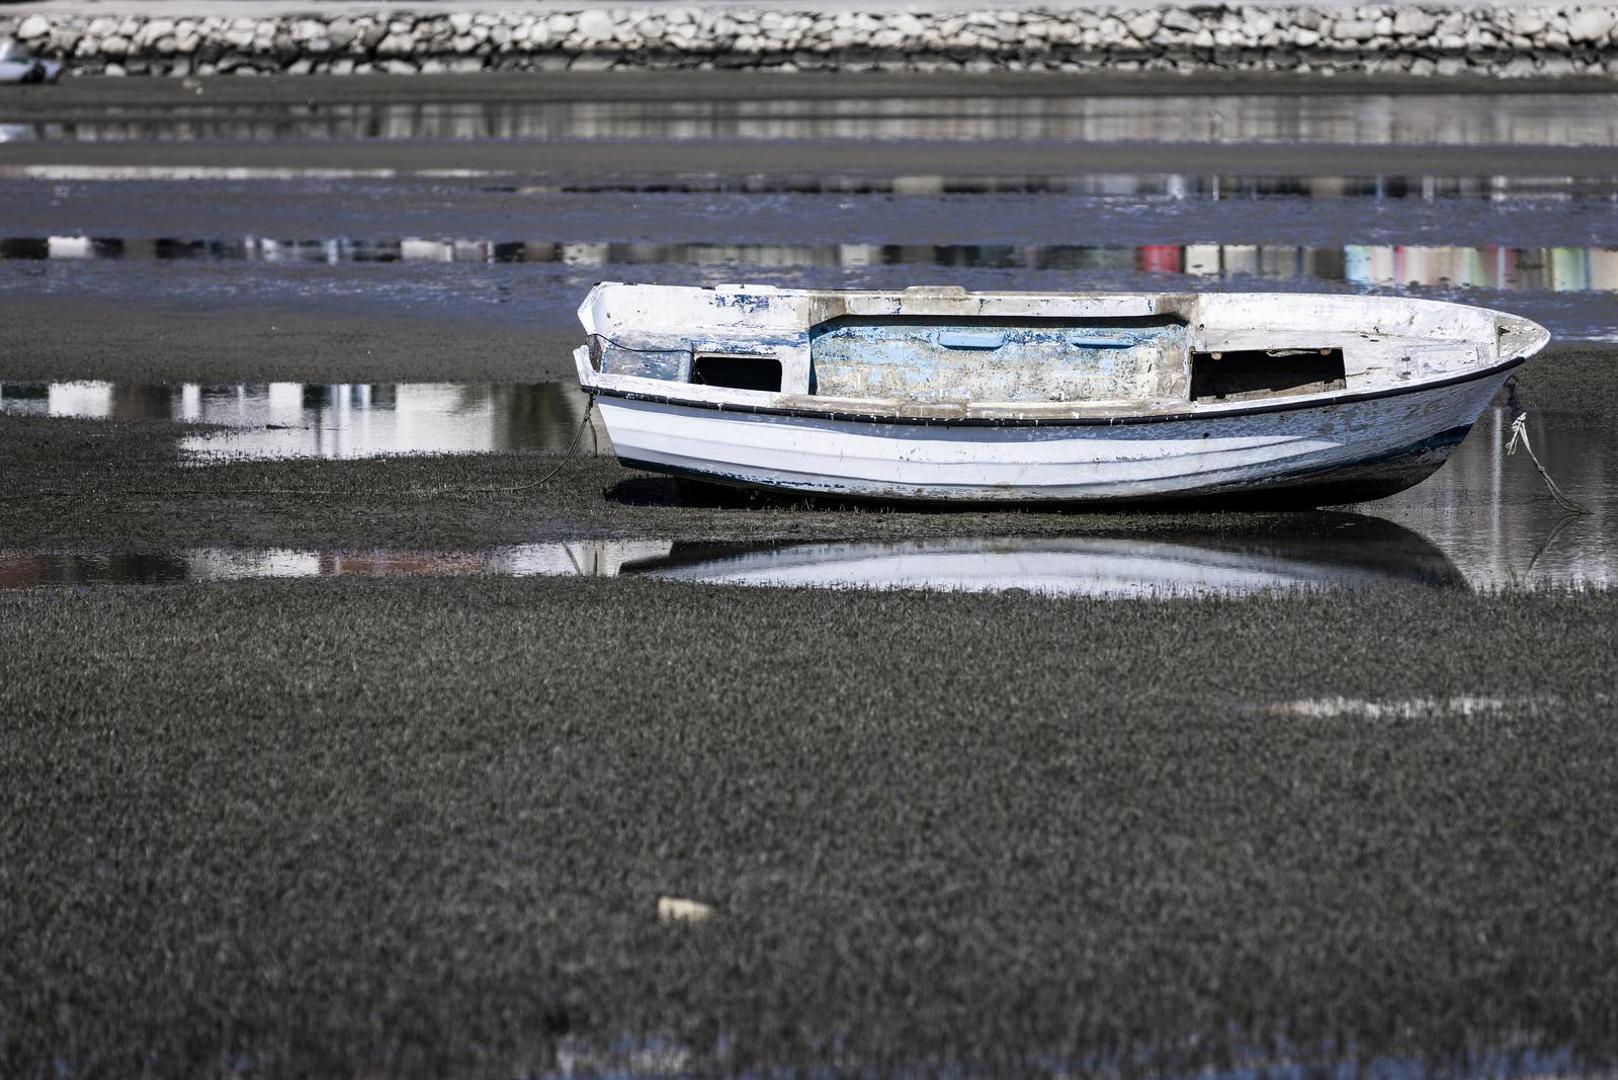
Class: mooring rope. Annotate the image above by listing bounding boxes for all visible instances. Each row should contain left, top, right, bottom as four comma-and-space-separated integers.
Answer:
1504, 378, 1591, 515
586, 331, 687, 356
465, 391, 599, 494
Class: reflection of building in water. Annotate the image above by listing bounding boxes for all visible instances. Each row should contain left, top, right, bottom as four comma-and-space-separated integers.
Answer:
0, 552, 192, 588
0, 380, 592, 460
16, 93, 1618, 147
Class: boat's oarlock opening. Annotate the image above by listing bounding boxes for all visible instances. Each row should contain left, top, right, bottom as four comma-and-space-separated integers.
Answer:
1190, 348, 1348, 403
691, 353, 784, 393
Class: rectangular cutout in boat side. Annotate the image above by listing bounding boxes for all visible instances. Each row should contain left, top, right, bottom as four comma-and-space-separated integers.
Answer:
691, 353, 783, 393
1190, 348, 1347, 402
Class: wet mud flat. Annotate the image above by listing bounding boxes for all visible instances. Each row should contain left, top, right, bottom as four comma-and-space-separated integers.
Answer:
3, 576, 1617, 1075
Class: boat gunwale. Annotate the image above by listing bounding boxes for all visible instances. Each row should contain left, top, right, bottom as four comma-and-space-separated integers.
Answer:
585, 350, 1530, 428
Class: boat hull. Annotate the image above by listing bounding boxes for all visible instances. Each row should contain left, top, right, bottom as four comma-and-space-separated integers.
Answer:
594, 366, 1512, 505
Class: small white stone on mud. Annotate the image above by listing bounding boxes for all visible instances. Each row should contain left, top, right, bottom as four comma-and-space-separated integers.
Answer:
657, 896, 715, 924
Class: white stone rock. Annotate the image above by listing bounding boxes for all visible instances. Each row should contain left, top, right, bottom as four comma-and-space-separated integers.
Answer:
17, 14, 50, 40
1392, 10, 1438, 36
1569, 8, 1618, 43
891, 12, 924, 39
1512, 10, 1549, 37
1126, 11, 1160, 39
1160, 9, 1199, 34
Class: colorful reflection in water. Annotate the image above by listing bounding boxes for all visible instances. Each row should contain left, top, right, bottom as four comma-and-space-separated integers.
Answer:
3, 236, 1616, 294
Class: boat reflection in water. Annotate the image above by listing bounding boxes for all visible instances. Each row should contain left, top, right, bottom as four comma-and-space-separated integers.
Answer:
621, 517, 1464, 598
0, 517, 1464, 597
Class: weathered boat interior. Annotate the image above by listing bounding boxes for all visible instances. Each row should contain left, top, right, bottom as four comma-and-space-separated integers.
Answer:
577, 284, 1546, 416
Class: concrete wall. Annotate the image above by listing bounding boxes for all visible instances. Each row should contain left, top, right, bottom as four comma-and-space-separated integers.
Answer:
5, 5, 1618, 77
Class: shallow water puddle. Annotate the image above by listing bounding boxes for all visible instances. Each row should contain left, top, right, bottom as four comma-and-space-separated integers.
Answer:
0, 381, 593, 460
6, 91, 1618, 146
0, 514, 1613, 595
0, 541, 670, 590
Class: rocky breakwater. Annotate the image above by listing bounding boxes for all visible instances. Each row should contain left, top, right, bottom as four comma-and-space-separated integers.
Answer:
4, 5, 1618, 77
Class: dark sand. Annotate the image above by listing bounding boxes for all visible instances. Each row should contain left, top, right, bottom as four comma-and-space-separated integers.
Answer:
3, 577, 1616, 1075
0, 295, 565, 385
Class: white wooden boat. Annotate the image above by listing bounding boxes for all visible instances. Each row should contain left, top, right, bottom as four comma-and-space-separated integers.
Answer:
573, 284, 1549, 504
